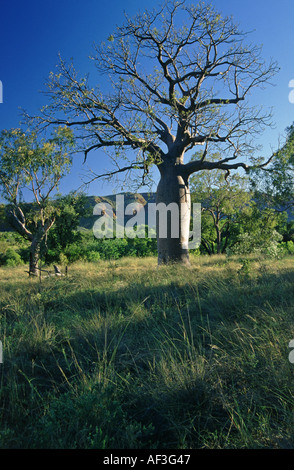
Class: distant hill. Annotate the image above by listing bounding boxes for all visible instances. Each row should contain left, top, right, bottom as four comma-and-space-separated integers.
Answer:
78, 192, 156, 231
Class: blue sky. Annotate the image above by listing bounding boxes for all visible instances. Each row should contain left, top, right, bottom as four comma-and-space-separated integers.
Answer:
0, 0, 294, 199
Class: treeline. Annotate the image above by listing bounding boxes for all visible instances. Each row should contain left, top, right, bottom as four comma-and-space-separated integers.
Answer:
0, 194, 293, 268
190, 177, 294, 258
0, 124, 293, 271
0, 229, 158, 267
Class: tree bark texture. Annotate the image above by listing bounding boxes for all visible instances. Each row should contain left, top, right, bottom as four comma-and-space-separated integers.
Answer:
156, 165, 191, 265
29, 237, 41, 276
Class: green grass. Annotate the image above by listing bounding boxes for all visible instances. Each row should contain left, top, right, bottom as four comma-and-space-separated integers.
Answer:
0, 254, 294, 449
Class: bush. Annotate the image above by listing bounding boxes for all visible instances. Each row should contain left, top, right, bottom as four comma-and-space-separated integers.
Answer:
279, 240, 294, 255
285, 240, 294, 254
18, 246, 30, 263
98, 238, 129, 260
64, 243, 87, 262
127, 236, 157, 257
85, 251, 101, 262
59, 253, 69, 265
44, 248, 61, 264
0, 248, 24, 266
227, 230, 283, 258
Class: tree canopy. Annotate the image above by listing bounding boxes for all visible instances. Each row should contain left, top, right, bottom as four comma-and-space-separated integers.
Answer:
0, 126, 74, 274
36, 0, 278, 183
27, 0, 280, 264
251, 123, 294, 213
190, 156, 252, 254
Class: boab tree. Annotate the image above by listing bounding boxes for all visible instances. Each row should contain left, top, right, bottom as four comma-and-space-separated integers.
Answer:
36, 0, 278, 265
0, 127, 74, 275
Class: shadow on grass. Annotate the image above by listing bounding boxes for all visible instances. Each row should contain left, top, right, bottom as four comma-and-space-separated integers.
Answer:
1, 262, 294, 448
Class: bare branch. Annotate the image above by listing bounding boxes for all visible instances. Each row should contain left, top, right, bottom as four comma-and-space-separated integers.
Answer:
31, 0, 278, 185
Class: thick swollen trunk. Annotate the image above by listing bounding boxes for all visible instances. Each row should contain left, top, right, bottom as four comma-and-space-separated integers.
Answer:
156, 167, 191, 265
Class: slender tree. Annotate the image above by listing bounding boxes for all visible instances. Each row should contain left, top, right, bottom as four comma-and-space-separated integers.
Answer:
190, 157, 252, 254
251, 123, 294, 214
0, 127, 74, 275
44, 191, 90, 263
35, 0, 278, 265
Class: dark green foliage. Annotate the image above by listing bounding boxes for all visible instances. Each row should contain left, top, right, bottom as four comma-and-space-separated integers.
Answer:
250, 123, 294, 213
227, 204, 287, 256
190, 159, 252, 255
0, 127, 75, 274
43, 192, 89, 263
0, 221, 158, 266
0, 248, 23, 266
62, 233, 158, 263
0, 232, 29, 266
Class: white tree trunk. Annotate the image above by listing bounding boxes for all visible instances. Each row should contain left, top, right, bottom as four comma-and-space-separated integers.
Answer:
156, 168, 191, 265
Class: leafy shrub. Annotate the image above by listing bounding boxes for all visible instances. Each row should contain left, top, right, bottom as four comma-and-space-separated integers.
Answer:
98, 238, 129, 260
238, 258, 252, 279
0, 248, 23, 266
44, 248, 60, 264
228, 230, 283, 257
85, 251, 101, 262
284, 240, 294, 254
59, 253, 69, 265
64, 243, 87, 262
18, 246, 30, 263
126, 236, 157, 257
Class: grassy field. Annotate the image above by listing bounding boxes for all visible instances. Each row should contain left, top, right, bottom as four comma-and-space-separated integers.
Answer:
0, 254, 294, 449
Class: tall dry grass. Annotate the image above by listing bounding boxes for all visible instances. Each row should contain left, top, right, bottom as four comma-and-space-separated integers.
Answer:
0, 254, 294, 448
